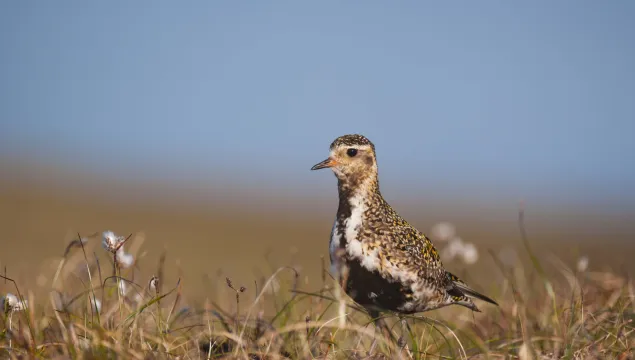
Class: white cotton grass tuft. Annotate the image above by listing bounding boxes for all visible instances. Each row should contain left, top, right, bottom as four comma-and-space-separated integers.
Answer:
461, 242, 479, 264
441, 237, 465, 261
2, 293, 27, 313
577, 256, 589, 273
430, 222, 456, 243
102, 231, 125, 253
116, 248, 134, 268
149, 276, 159, 293
436, 225, 481, 265
102, 230, 135, 268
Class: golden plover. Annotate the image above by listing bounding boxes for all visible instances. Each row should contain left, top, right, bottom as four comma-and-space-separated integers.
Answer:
311, 134, 498, 316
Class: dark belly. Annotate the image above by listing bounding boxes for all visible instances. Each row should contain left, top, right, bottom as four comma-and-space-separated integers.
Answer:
342, 260, 415, 313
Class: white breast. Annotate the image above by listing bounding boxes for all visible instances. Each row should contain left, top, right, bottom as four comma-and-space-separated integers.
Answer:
328, 219, 340, 276
330, 187, 384, 276
344, 192, 385, 274
342, 191, 418, 282
328, 193, 367, 276
345, 192, 366, 258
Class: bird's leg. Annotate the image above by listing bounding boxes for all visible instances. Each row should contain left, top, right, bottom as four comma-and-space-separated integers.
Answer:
397, 316, 414, 359
367, 310, 380, 356
367, 309, 398, 356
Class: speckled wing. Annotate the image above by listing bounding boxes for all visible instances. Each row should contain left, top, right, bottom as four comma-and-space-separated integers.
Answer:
368, 215, 446, 282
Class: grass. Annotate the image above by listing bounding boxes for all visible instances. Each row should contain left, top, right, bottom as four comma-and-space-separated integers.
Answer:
0, 212, 633, 359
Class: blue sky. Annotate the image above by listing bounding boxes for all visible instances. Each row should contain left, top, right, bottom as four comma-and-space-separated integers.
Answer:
1, 1, 634, 206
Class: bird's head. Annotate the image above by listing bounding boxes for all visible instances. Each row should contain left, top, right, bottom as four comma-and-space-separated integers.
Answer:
311, 134, 378, 187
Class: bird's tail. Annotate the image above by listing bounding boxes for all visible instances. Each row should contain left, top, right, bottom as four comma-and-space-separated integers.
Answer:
446, 271, 499, 306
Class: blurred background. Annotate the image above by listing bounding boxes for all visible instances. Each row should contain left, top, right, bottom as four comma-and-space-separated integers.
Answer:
1, 2, 634, 299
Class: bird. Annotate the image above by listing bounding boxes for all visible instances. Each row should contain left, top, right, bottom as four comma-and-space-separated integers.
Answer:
310, 134, 498, 318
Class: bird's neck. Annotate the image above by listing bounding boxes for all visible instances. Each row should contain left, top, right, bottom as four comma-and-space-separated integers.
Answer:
336, 173, 380, 221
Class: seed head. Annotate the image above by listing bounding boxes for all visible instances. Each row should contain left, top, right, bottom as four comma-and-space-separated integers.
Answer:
2, 293, 26, 313
577, 256, 589, 272
441, 237, 464, 261
430, 222, 456, 243
226, 277, 234, 290
461, 242, 479, 264
116, 248, 134, 268
149, 276, 159, 292
102, 231, 125, 253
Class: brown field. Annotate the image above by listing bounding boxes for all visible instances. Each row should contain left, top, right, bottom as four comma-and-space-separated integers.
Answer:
1, 163, 634, 358
1, 163, 634, 303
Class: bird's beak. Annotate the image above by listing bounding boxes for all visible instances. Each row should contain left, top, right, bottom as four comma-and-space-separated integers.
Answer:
311, 158, 338, 170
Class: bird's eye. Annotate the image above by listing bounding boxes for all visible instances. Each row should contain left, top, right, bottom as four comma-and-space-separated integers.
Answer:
346, 148, 358, 157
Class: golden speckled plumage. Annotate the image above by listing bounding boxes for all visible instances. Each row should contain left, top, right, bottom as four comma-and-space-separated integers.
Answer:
312, 134, 498, 315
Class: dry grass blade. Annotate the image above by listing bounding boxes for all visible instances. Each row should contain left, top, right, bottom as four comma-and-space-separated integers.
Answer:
1, 224, 633, 359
